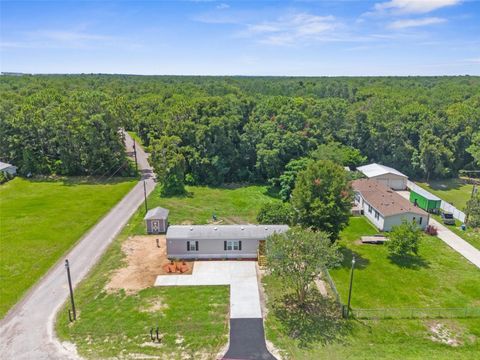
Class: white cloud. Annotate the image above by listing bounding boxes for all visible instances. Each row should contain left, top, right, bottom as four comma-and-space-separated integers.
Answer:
31, 30, 113, 42
1, 29, 127, 50
374, 0, 461, 15
388, 17, 447, 29
466, 57, 480, 64
240, 13, 338, 46
216, 3, 230, 9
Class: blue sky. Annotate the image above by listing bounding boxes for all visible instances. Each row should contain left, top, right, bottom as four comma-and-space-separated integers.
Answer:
1, 0, 479, 75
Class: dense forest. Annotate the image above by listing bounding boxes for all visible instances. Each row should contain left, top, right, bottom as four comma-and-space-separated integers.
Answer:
1, 75, 479, 188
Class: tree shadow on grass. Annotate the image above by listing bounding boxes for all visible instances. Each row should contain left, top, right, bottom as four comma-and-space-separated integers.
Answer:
388, 254, 430, 269
273, 289, 352, 348
338, 246, 370, 270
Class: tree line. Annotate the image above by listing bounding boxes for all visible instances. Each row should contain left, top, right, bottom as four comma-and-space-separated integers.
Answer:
1, 75, 479, 183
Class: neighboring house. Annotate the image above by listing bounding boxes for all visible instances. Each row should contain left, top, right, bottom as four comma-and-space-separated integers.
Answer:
0, 161, 17, 176
357, 163, 408, 190
352, 179, 428, 231
144, 207, 169, 234
166, 225, 289, 260
409, 187, 442, 213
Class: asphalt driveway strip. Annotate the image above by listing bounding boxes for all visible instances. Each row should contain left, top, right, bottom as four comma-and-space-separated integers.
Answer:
223, 318, 276, 360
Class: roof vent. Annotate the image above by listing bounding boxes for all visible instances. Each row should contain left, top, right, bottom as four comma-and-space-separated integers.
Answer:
241, 226, 244, 230
265, 226, 268, 230
190, 227, 193, 231
214, 227, 218, 231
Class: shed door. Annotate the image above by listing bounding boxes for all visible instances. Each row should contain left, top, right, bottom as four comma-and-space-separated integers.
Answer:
152, 220, 160, 232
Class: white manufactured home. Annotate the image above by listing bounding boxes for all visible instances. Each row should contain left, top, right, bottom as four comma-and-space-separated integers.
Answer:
357, 163, 408, 190
166, 225, 289, 260
352, 179, 428, 231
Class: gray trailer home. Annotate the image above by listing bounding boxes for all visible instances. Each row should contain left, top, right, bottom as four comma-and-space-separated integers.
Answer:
144, 207, 169, 234
166, 225, 289, 260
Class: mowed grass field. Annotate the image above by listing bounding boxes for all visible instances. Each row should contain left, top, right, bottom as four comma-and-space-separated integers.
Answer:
0, 177, 136, 318
417, 178, 474, 210
263, 217, 480, 359
56, 185, 278, 359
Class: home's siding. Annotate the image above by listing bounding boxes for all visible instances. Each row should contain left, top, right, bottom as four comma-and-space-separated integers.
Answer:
361, 199, 385, 230
146, 219, 167, 234
382, 212, 429, 231
370, 174, 407, 190
167, 238, 259, 259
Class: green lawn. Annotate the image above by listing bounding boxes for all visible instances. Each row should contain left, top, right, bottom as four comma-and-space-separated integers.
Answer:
56, 184, 278, 358
263, 217, 480, 359
0, 177, 136, 318
431, 214, 480, 251
149, 184, 279, 229
417, 178, 474, 210
330, 217, 480, 308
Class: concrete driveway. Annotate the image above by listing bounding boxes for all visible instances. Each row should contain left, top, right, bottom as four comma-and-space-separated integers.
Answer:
155, 261, 276, 359
155, 261, 262, 318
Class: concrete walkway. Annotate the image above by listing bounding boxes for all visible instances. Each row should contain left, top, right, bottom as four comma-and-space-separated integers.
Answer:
430, 218, 480, 268
155, 261, 277, 359
0, 132, 156, 360
397, 191, 480, 269
155, 261, 262, 318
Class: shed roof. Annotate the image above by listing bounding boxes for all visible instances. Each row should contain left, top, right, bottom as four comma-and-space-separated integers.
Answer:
357, 163, 407, 179
0, 161, 16, 171
166, 225, 289, 241
352, 179, 426, 217
144, 207, 169, 220
411, 187, 441, 201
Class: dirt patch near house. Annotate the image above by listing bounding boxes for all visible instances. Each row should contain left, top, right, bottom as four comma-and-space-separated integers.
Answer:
106, 235, 193, 293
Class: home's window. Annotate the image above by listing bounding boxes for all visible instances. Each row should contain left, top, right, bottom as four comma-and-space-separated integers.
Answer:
413, 217, 416, 223
419, 217, 423, 225
225, 240, 242, 251
368, 204, 372, 213
374, 210, 380, 220
187, 241, 198, 251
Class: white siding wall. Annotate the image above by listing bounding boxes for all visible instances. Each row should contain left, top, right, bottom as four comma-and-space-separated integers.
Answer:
370, 174, 407, 190
361, 198, 385, 230
383, 212, 428, 231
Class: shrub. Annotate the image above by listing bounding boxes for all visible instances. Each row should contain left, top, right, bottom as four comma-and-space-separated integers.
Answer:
257, 202, 295, 225
387, 219, 422, 257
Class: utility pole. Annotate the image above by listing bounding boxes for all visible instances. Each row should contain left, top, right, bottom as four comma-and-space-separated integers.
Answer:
65, 259, 76, 321
143, 180, 148, 213
466, 184, 477, 225
133, 140, 138, 172
346, 256, 356, 319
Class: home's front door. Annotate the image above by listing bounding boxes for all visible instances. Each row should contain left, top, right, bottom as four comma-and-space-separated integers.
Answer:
152, 220, 160, 233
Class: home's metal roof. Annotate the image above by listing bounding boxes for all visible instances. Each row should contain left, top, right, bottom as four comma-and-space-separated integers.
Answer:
166, 225, 289, 241
410, 186, 441, 201
0, 161, 16, 171
352, 179, 427, 217
144, 207, 169, 220
357, 163, 407, 179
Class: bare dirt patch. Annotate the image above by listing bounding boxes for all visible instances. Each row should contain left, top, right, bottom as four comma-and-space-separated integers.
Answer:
427, 321, 463, 347
106, 235, 193, 293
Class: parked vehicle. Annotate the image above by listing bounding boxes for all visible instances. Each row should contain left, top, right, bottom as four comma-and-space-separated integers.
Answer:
441, 212, 455, 225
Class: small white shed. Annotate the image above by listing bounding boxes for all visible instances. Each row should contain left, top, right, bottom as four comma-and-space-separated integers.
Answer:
144, 207, 169, 234
357, 163, 407, 190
